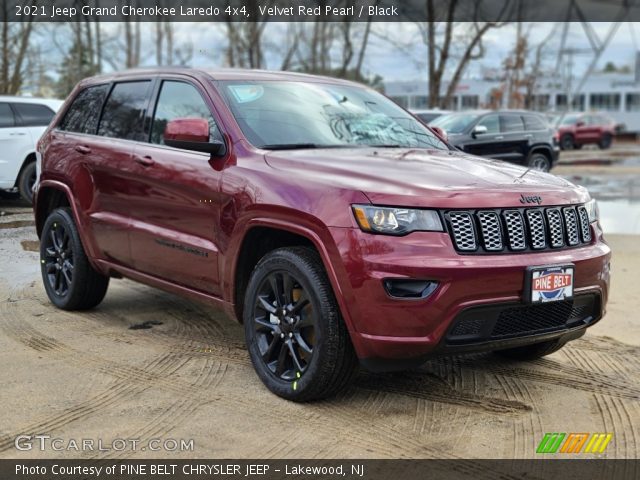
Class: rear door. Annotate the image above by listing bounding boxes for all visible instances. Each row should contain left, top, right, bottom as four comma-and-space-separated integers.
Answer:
127, 78, 225, 295
88, 80, 155, 266
0, 102, 32, 189
496, 114, 528, 164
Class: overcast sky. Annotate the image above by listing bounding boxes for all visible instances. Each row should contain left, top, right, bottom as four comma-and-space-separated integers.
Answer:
176, 22, 640, 82
39, 22, 640, 84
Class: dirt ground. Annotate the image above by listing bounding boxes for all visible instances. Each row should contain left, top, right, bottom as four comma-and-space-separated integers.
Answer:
0, 158, 639, 460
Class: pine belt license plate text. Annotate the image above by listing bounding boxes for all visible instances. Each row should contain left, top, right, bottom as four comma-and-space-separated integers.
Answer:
525, 265, 574, 303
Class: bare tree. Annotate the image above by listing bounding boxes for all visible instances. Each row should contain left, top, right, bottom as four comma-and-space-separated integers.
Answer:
0, 4, 35, 94
418, 0, 509, 108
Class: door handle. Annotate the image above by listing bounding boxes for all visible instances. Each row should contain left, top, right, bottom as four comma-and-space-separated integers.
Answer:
495, 136, 504, 140
134, 154, 155, 167
75, 145, 91, 154
9, 132, 26, 136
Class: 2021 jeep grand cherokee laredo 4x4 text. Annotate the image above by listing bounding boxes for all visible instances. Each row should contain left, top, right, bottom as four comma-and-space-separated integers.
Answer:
35, 68, 611, 401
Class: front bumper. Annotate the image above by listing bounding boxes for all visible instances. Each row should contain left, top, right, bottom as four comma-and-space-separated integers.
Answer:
328, 223, 610, 370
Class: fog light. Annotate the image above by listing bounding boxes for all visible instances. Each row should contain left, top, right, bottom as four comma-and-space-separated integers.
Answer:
383, 279, 439, 299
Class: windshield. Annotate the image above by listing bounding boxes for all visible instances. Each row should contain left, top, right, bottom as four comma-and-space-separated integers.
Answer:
430, 113, 478, 134
217, 80, 449, 150
559, 114, 580, 126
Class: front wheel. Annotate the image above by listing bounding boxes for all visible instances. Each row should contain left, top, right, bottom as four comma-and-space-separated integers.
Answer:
527, 152, 551, 172
40, 207, 109, 310
494, 338, 566, 360
244, 247, 358, 401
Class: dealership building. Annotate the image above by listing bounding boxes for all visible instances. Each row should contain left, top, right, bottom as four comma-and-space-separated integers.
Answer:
385, 71, 640, 131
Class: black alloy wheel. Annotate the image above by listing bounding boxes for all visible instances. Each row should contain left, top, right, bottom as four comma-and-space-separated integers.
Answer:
40, 208, 109, 310
244, 247, 358, 401
43, 219, 74, 297
253, 270, 315, 381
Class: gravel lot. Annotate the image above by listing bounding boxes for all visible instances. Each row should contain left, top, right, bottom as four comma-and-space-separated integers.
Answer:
1, 154, 639, 462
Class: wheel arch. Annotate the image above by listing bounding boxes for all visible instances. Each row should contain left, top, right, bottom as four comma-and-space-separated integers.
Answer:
14, 152, 37, 188
227, 219, 354, 334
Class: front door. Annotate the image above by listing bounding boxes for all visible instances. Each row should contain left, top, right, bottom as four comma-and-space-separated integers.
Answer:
127, 79, 225, 295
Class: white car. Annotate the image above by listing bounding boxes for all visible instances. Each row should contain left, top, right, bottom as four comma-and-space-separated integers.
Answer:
0, 96, 63, 202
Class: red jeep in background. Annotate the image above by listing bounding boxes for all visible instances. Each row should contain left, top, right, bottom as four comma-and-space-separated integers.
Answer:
556, 112, 616, 150
34, 68, 611, 401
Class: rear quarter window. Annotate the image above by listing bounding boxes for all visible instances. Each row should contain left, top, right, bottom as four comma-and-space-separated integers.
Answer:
97, 81, 152, 141
13, 103, 55, 127
0, 103, 15, 128
59, 84, 110, 134
523, 114, 547, 131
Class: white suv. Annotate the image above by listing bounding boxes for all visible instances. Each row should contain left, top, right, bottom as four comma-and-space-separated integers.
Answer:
0, 96, 62, 202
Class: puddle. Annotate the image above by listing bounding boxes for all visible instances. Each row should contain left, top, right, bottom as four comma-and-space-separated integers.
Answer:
597, 200, 640, 235
129, 320, 164, 330
20, 240, 39, 252
561, 174, 640, 234
0, 220, 35, 229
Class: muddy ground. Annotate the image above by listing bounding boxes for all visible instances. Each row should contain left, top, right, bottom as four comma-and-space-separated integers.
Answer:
0, 154, 639, 461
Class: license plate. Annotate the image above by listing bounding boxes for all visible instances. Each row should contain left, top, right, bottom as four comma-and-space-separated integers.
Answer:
525, 265, 574, 303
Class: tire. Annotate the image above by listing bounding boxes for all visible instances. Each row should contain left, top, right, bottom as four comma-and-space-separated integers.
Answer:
243, 246, 358, 401
494, 338, 567, 361
527, 152, 551, 172
560, 134, 575, 150
40, 207, 109, 310
18, 161, 37, 204
599, 134, 612, 150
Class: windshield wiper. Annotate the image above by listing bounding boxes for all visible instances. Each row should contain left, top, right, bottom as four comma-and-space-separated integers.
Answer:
368, 144, 402, 148
259, 143, 360, 150
259, 143, 320, 150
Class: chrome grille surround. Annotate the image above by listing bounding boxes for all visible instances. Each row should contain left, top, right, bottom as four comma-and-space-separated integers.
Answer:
525, 209, 546, 249
448, 212, 477, 251
577, 206, 592, 243
477, 211, 503, 251
445, 204, 592, 254
546, 208, 564, 248
503, 210, 526, 250
563, 207, 580, 246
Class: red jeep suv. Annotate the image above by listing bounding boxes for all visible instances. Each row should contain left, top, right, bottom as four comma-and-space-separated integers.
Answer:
556, 112, 616, 150
35, 68, 611, 401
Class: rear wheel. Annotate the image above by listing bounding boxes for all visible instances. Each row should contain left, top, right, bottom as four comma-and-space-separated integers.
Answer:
244, 247, 358, 401
18, 161, 37, 204
527, 152, 551, 172
40, 207, 109, 310
560, 134, 575, 150
494, 338, 566, 360
599, 134, 612, 149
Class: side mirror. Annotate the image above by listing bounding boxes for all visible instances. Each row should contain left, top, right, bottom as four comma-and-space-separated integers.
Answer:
576, 121, 585, 127
472, 124, 488, 138
163, 118, 226, 156
430, 126, 447, 142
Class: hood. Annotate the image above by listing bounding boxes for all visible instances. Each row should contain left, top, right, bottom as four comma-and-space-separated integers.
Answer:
264, 147, 589, 209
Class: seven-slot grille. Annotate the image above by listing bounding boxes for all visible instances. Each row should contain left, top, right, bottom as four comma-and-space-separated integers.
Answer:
446, 204, 592, 254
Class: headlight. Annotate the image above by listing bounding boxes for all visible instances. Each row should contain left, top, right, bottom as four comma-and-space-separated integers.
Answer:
352, 205, 443, 235
585, 198, 599, 223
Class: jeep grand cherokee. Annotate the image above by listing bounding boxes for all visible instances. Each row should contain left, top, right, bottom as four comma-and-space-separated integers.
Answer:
34, 68, 610, 401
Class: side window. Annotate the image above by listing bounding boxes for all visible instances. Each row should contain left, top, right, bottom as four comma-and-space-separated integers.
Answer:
0, 103, 15, 128
150, 80, 223, 145
59, 84, 109, 134
13, 103, 55, 127
523, 114, 546, 131
500, 114, 524, 133
98, 81, 152, 140
477, 114, 499, 134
